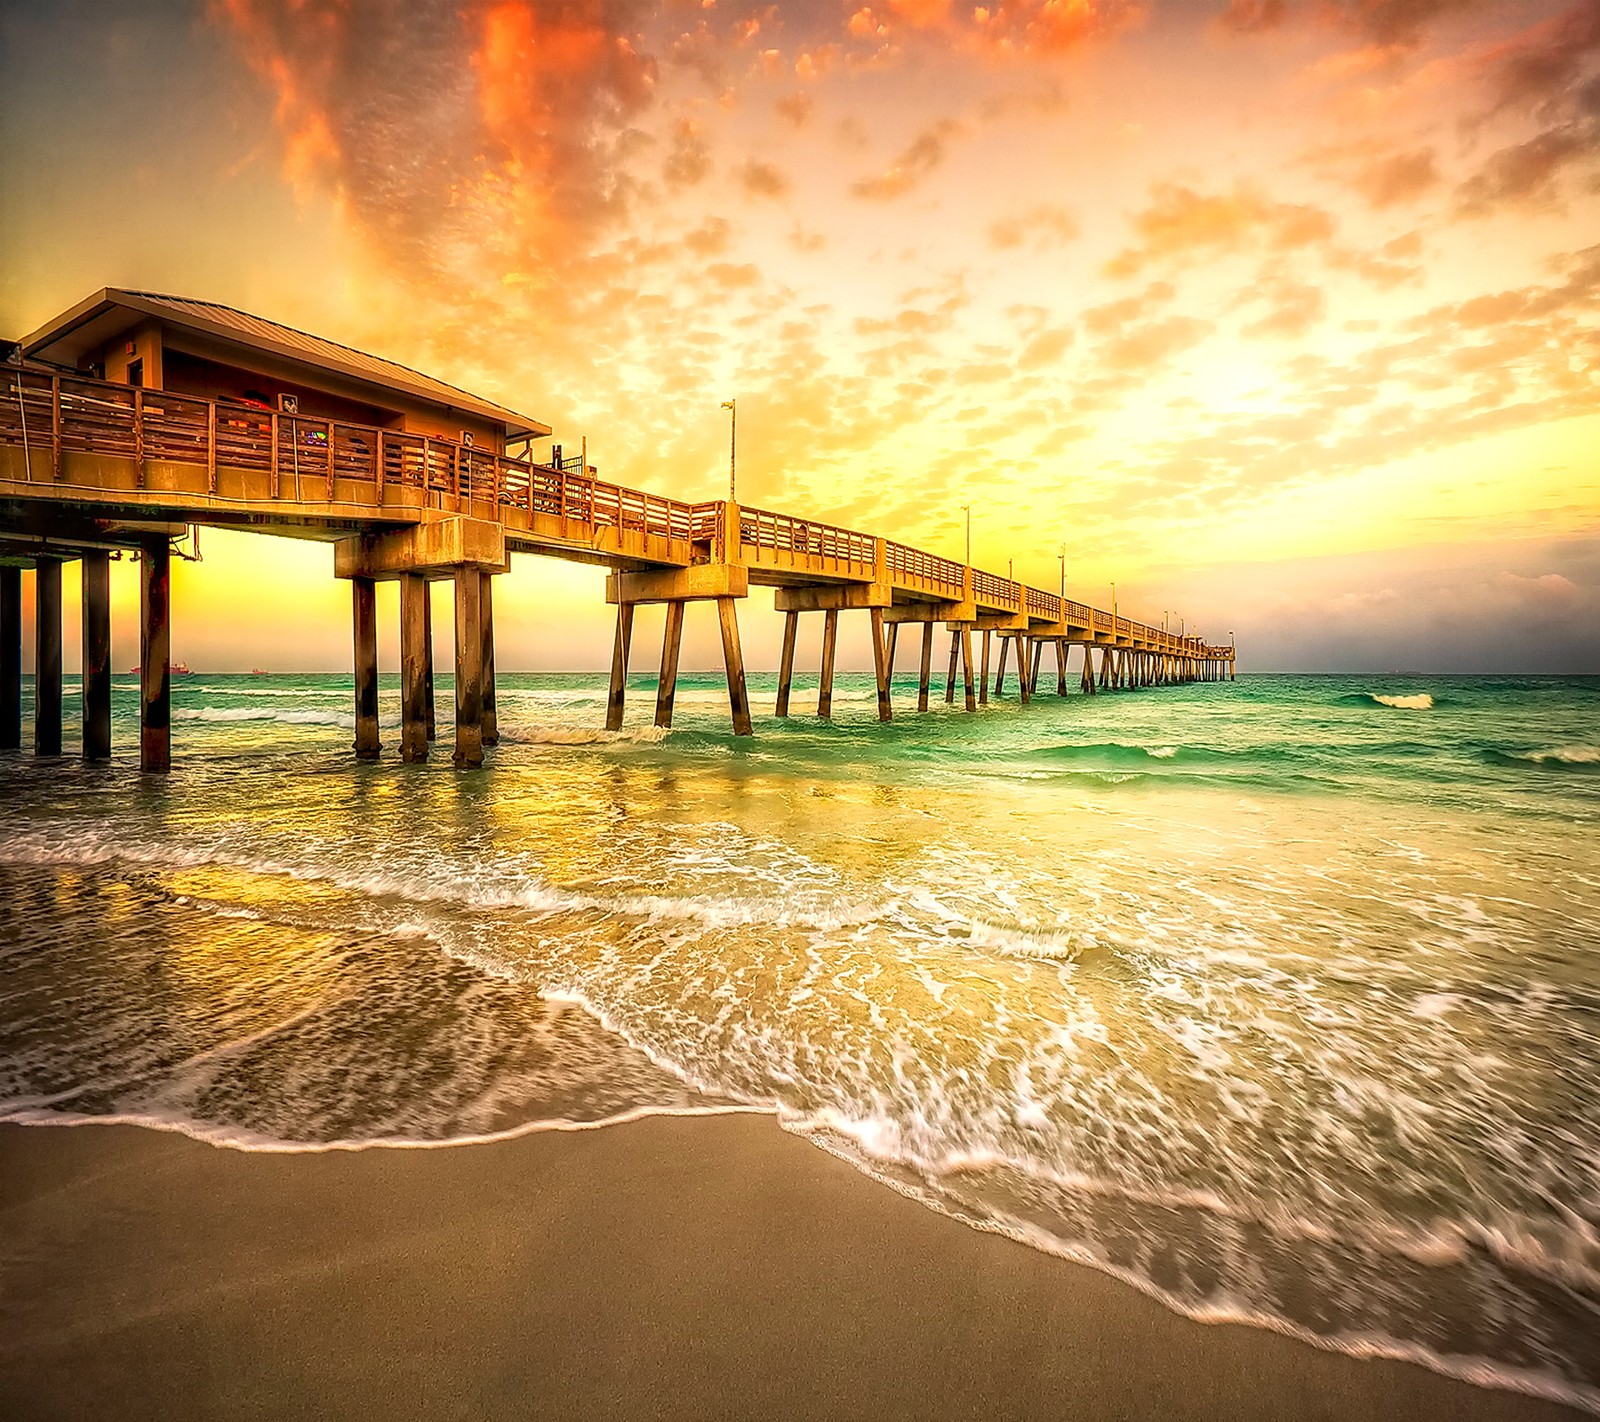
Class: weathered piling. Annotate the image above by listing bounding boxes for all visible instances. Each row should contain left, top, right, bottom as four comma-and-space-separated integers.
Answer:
452, 568, 485, 767
399, 572, 429, 762
605, 601, 634, 733
352, 576, 380, 760
655, 600, 685, 728
870, 607, 892, 723
422, 586, 436, 743
818, 608, 839, 718
918, 621, 934, 712
480, 574, 497, 746
34, 558, 62, 756
717, 596, 752, 737
139, 542, 171, 773
775, 609, 798, 717
0, 567, 19, 750
81, 550, 111, 762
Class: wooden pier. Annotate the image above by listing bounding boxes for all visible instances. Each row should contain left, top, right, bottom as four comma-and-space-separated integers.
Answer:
1, 290, 1234, 769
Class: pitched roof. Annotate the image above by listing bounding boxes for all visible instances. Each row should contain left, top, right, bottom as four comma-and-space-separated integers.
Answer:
19, 288, 550, 439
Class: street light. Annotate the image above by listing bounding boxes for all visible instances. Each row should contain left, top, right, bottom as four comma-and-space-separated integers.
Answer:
1111, 581, 1117, 621
960, 504, 971, 565
720, 399, 736, 501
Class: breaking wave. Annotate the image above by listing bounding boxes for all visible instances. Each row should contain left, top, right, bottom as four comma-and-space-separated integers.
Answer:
1483, 744, 1600, 771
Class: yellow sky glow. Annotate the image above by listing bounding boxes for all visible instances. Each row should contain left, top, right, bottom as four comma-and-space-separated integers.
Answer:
1, 0, 1596, 671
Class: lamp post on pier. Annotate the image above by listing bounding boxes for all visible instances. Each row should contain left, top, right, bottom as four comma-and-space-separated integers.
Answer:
1058, 544, 1066, 602
720, 399, 736, 501
960, 504, 971, 565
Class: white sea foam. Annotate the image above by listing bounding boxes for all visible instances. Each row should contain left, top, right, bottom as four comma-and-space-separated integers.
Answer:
1507, 744, 1599, 765
1370, 693, 1434, 709
173, 706, 349, 725
497, 722, 669, 746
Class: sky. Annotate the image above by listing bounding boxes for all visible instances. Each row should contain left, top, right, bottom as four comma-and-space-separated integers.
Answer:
1, 0, 1597, 673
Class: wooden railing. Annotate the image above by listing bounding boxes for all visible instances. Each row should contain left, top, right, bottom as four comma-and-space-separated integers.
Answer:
738, 505, 876, 566
1, 366, 1229, 656
971, 570, 1018, 607
1, 367, 705, 544
885, 540, 964, 596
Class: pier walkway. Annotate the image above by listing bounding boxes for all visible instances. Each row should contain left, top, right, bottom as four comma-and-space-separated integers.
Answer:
2, 364, 1233, 770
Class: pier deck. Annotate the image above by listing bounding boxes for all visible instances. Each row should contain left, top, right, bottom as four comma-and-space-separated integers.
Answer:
2, 364, 1233, 768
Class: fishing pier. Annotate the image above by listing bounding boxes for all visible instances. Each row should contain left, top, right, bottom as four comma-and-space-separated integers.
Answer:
1, 289, 1234, 771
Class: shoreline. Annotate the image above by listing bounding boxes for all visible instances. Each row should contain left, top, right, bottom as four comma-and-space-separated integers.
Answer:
0, 1116, 1584, 1421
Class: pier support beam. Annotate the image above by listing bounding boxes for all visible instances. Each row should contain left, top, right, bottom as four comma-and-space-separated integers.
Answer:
979, 630, 990, 706
1080, 644, 1096, 695
945, 631, 959, 703
453, 568, 486, 767
718, 596, 752, 737
1056, 640, 1068, 697
81, 551, 111, 762
0, 567, 19, 750
606, 601, 634, 732
870, 607, 892, 723
140, 541, 170, 773
656, 601, 685, 728
961, 627, 977, 712
34, 558, 63, 757
423, 588, 436, 742
1018, 637, 1032, 705
818, 609, 839, 718
918, 622, 934, 712
480, 574, 497, 746
399, 572, 430, 762
352, 576, 380, 760
775, 610, 798, 717
994, 637, 1009, 697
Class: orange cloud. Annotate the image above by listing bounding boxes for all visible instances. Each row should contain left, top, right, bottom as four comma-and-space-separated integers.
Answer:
1352, 147, 1440, 207
210, 0, 658, 290
738, 158, 791, 198
850, 120, 961, 200
1216, 0, 1479, 49
1105, 183, 1336, 277
843, 0, 1139, 58
988, 203, 1080, 249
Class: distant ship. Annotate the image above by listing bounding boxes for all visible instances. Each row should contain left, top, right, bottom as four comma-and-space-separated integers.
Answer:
125, 663, 194, 675
250, 668, 269, 675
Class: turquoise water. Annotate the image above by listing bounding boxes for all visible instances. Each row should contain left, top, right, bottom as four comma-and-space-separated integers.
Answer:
2, 670, 1597, 1410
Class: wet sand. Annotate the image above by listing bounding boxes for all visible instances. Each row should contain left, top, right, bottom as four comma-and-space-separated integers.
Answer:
0, 1116, 1582, 1420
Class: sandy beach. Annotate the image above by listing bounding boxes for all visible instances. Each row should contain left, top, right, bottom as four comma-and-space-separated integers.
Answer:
0, 1115, 1582, 1421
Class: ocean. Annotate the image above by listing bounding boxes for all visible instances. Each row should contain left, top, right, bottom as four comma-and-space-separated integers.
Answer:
1, 669, 1597, 1410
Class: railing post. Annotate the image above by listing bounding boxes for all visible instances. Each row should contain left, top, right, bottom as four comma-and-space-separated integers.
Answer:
133, 387, 146, 487
326, 420, 335, 499
206, 399, 217, 492
376, 431, 385, 498
50, 376, 61, 481
270, 411, 280, 497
